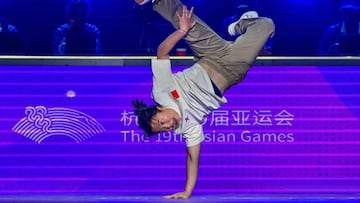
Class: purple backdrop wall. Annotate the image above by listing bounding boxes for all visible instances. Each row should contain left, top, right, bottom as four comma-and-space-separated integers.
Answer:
0, 61, 359, 194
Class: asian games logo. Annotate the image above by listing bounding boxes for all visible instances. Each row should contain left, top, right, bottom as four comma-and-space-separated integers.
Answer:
12, 106, 105, 143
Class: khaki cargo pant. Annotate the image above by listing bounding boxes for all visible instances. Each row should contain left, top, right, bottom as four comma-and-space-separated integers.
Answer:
153, 0, 275, 86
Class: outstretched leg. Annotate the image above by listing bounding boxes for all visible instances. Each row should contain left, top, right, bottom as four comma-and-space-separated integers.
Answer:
153, 0, 229, 60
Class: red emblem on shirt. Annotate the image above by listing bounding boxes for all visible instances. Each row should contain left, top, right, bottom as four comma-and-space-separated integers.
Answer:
171, 90, 180, 99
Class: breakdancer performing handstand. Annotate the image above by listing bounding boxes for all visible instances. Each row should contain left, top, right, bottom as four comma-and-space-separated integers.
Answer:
132, 0, 275, 199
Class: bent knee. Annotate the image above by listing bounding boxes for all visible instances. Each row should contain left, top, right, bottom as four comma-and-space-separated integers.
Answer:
258, 17, 275, 36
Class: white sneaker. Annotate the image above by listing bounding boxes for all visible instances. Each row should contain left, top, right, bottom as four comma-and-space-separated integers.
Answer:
240, 11, 259, 19
228, 11, 259, 36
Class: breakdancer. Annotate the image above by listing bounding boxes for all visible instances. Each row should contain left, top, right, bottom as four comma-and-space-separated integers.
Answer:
132, 0, 275, 199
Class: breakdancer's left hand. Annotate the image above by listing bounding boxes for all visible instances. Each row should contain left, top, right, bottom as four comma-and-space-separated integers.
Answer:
163, 191, 191, 199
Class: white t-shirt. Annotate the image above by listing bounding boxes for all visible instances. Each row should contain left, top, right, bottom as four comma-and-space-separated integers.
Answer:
152, 59, 227, 147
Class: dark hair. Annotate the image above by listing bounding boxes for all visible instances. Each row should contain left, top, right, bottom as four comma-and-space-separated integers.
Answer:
131, 99, 159, 136
66, 0, 90, 21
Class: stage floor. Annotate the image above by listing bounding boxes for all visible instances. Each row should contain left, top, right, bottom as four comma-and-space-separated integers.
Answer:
1, 194, 360, 203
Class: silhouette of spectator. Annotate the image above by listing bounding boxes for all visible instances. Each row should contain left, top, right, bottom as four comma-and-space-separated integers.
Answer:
0, 16, 21, 55
53, 0, 102, 56
319, 0, 360, 56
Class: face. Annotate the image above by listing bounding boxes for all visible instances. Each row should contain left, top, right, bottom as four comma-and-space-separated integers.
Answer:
151, 108, 180, 133
342, 8, 360, 22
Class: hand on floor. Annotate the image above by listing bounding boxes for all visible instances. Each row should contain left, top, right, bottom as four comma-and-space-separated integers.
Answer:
163, 191, 191, 199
